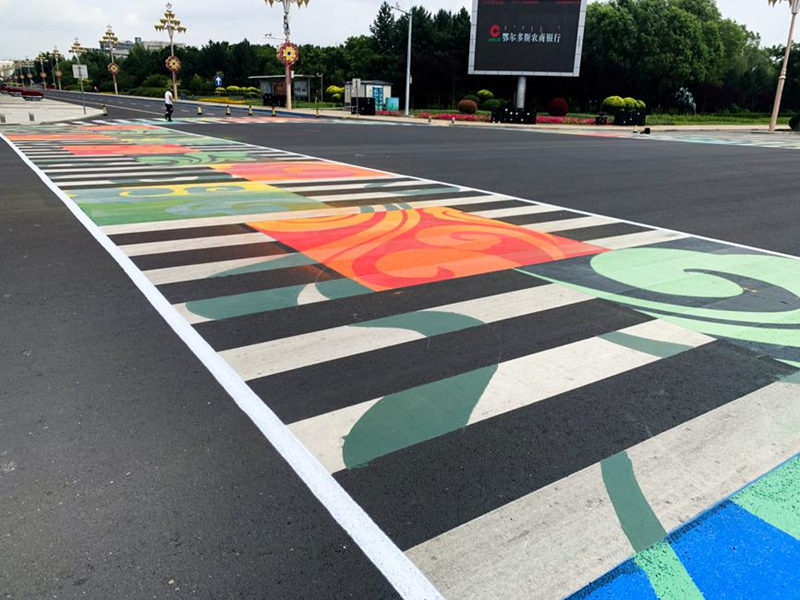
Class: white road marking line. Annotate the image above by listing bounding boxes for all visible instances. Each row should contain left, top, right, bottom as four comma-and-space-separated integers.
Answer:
524, 215, 616, 233
472, 204, 559, 219
143, 253, 300, 285
586, 229, 689, 250
120, 232, 272, 257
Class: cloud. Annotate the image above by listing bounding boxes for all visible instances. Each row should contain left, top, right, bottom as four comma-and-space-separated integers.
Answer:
0, 0, 791, 62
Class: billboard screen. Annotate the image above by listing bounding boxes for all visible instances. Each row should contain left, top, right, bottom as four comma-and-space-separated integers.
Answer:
469, 0, 587, 77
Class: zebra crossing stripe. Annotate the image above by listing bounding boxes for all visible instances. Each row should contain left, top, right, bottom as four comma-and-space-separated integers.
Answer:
406, 381, 800, 600
220, 284, 595, 381
587, 229, 689, 250
523, 214, 615, 232
120, 232, 272, 256
288, 319, 712, 473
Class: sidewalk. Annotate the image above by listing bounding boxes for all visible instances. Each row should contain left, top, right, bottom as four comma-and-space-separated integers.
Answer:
0, 93, 103, 124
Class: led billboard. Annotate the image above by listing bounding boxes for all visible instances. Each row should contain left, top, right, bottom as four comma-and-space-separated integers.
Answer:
469, 0, 588, 77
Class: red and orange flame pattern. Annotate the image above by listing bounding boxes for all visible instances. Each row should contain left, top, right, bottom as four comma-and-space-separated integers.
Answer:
249, 206, 605, 291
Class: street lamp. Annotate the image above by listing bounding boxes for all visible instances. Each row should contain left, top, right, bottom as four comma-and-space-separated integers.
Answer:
100, 25, 121, 95
390, 3, 412, 116
69, 38, 88, 114
154, 2, 187, 99
768, 0, 800, 131
52, 47, 63, 90
264, 0, 310, 111
37, 53, 47, 88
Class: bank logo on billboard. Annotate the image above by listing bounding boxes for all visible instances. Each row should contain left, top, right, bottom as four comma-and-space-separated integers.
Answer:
469, 0, 588, 77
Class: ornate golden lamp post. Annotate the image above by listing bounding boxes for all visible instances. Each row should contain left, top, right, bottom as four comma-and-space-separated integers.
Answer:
52, 47, 63, 90
264, 0, 309, 111
100, 25, 121, 95
69, 38, 88, 114
154, 3, 187, 99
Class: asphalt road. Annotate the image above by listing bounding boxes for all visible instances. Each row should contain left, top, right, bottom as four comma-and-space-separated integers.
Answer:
46, 89, 296, 121
169, 121, 800, 257
50, 90, 800, 256
4, 105, 800, 599
0, 138, 398, 598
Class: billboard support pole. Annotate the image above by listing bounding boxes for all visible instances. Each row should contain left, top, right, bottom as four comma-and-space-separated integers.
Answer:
515, 76, 527, 109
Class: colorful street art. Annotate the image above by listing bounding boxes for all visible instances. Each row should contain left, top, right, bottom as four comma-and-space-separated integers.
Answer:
249, 207, 605, 291
4, 120, 800, 600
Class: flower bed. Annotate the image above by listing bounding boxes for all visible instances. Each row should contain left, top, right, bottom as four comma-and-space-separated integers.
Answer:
415, 112, 491, 122
537, 115, 596, 124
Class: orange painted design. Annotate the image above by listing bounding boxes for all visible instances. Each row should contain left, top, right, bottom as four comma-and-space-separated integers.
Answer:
6, 134, 113, 141
77, 125, 158, 131
62, 144, 194, 156
249, 206, 606, 291
209, 161, 387, 182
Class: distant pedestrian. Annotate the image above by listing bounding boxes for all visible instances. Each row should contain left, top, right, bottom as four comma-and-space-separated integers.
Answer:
164, 88, 174, 121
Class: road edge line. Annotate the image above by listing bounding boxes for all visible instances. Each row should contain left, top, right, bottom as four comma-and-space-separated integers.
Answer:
0, 132, 444, 600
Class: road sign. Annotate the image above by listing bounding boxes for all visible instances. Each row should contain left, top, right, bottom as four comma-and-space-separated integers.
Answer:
372, 86, 384, 108
72, 64, 88, 80
214, 75, 223, 87
468, 0, 588, 77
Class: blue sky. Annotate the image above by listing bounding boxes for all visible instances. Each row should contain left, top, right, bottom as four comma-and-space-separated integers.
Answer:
0, 0, 793, 61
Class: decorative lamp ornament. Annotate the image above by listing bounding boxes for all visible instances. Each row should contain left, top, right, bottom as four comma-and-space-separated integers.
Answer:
165, 55, 182, 72
277, 42, 299, 66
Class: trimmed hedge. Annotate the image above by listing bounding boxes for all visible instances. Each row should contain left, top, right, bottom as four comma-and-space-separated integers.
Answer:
457, 98, 478, 114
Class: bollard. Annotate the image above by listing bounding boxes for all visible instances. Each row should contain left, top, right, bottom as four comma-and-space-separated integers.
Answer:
102, 104, 108, 116
427, 116, 432, 124
315, 108, 320, 118
29, 113, 35, 122
271, 107, 276, 117
248, 105, 254, 116
197, 105, 203, 116
451, 117, 455, 125
225, 105, 231, 116
0, 114, 5, 123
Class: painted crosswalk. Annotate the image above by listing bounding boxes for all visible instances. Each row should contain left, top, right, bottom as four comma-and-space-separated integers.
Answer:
4, 119, 799, 599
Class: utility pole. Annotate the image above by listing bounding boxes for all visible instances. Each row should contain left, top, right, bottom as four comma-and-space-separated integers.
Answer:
391, 3, 413, 116
768, 0, 800, 131
69, 38, 88, 114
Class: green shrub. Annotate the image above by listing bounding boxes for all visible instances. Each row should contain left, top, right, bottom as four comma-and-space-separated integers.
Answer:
790, 113, 800, 131
635, 99, 647, 110
602, 95, 624, 112
128, 87, 168, 98
143, 74, 170, 88
623, 97, 637, 109
226, 85, 242, 95
457, 98, 478, 114
215, 87, 226, 94
482, 98, 505, 111
326, 84, 344, 100
476, 89, 494, 101
464, 94, 480, 103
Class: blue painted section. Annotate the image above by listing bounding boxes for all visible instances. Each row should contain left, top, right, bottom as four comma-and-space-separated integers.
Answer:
670, 501, 800, 599
566, 561, 656, 600
574, 500, 800, 599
